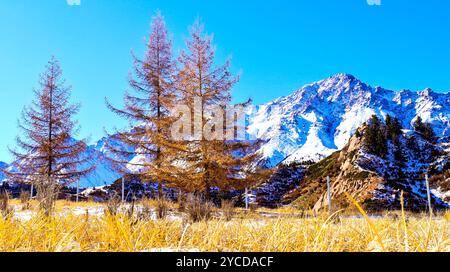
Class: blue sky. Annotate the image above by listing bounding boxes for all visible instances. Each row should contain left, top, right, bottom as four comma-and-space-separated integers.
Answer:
0, 0, 449, 162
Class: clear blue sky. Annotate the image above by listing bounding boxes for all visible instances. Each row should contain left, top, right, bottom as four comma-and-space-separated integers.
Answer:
0, 0, 449, 162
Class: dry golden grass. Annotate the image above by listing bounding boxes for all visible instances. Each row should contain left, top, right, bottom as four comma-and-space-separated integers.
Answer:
0, 200, 449, 252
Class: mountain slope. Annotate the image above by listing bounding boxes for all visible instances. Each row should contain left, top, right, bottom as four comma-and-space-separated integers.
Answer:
2, 138, 124, 189
3, 73, 450, 192
0, 162, 8, 181
74, 140, 122, 188
248, 73, 450, 167
284, 125, 450, 212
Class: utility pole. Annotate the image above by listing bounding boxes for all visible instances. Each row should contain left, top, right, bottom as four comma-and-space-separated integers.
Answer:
76, 180, 79, 203
425, 173, 433, 215
327, 176, 332, 213
245, 188, 249, 210
122, 177, 125, 203
30, 183, 34, 200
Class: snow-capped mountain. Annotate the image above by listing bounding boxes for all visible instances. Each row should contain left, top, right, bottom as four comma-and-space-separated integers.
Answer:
248, 73, 450, 166
3, 73, 450, 189
0, 161, 8, 181
2, 138, 123, 189
75, 139, 122, 188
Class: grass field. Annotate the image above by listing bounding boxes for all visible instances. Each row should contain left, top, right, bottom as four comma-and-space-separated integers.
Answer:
1, 199, 449, 252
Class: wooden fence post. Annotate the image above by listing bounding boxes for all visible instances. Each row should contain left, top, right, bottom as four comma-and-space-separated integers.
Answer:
327, 176, 332, 213
425, 173, 433, 215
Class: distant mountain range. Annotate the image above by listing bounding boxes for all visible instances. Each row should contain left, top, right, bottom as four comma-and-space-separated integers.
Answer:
3, 73, 450, 190
0, 161, 8, 181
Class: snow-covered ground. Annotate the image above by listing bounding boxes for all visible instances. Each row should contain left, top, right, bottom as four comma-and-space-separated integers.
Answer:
10, 204, 183, 222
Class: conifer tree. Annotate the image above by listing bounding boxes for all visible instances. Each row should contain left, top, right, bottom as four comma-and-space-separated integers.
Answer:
413, 116, 435, 142
105, 12, 184, 198
385, 115, 405, 162
175, 19, 267, 200
5, 57, 93, 215
385, 115, 402, 141
364, 115, 387, 158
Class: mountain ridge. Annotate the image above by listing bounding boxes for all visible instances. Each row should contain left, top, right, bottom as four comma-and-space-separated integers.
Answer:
3, 73, 450, 189
0, 161, 8, 181
248, 73, 450, 167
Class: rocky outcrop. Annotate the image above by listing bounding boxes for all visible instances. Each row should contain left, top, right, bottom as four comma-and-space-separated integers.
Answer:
285, 126, 450, 212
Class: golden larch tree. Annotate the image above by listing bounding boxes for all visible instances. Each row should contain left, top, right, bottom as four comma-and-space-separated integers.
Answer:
105, 12, 185, 198
5, 57, 94, 215
176, 19, 268, 200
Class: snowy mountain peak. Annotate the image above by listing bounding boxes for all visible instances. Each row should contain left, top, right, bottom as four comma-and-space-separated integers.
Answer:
324, 73, 358, 85
419, 87, 434, 97
249, 74, 450, 167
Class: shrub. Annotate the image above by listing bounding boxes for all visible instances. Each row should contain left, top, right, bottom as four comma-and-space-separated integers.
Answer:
105, 194, 122, 216
138, 197, 153, 220
249, 202, 259, 213
177, 192, 186, 213
156, 197, 170, 220
0, 191, 13, 219
184, 194, 214, 223
126, 197, 136, 218
20, 190, 31, 210
221, 200, 235, 221
35, 177, 59, 216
